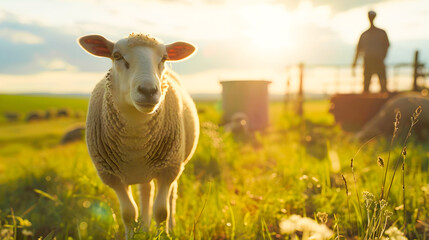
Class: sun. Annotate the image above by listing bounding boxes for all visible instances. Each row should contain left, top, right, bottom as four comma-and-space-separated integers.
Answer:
240, 4, 293, 52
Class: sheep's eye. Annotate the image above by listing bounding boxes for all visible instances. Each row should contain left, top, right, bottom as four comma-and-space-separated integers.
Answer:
113, 52, 129, 69
113, 52, 123, 60
158, 55, 167, 69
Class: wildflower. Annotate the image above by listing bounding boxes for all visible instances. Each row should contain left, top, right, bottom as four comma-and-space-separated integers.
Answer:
279, 215, 333, 239
316, 212, 328, 224
363, 191, 375, 208
279, 216, 298, 234
0, 229, 13, 239
384, 210, 393, 218
384, 226, 407, 240
379, 199, 388, 209
395, 205, 404, 210
22, 229, 34, 236
299, 175, 308, 181
377, 156, 385, 167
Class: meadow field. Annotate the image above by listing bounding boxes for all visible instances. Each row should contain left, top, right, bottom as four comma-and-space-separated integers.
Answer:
0, 94, 428, 239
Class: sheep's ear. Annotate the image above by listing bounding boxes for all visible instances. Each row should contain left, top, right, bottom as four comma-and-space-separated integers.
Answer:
166, 42, 196, 61
78, 35, 114, 58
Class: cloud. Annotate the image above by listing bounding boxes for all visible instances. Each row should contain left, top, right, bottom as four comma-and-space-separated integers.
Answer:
0, 0, 357, 78
311, 0, 388, 12
278, 0, 388, 12
0, 71, 104, 94
0, 28, 44, 44
37, 58, 78, 72
0, 16, 112, 74
331, 0, 429, 45
0, 0, 428, 95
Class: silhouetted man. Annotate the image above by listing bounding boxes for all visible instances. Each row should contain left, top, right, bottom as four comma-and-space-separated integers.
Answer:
352, 11, 390, 93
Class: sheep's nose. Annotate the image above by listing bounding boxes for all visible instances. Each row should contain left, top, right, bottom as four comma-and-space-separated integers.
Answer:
138, 85, 158, 98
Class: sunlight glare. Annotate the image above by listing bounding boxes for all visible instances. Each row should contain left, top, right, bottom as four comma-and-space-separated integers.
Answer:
240, 4, 292, 52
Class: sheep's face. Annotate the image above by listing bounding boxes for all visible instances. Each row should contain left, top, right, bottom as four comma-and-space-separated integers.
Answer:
78, 33, 196, 115
110, 38, 167, 114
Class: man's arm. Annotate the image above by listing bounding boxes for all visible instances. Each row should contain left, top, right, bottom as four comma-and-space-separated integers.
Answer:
352, 35, 363, 75
382, 30, 390, 59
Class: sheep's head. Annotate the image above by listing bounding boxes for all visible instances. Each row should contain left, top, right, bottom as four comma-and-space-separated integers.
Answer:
78, 33, 196, 114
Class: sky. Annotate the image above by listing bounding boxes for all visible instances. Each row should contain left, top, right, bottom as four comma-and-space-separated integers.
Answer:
0, 0, 429, 94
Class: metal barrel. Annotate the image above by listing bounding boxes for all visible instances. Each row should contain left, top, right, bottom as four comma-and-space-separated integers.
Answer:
220, 80, 271, 131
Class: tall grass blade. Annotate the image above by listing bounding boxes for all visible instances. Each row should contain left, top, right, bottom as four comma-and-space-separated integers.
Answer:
380, 111, 401, 200
191, 182, 212, 240
42, 231, 55, 240
261, 218, 272, 240
386, 106, 422, 200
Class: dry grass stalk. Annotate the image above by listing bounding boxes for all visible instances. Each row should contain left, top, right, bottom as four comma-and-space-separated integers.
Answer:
386, 106, 422, 200
380, 111, 401, 200
377, 156, 385, 168
341, 174, 351, 224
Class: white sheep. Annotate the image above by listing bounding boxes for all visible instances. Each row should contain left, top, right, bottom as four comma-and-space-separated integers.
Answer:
77, 33, 199, 238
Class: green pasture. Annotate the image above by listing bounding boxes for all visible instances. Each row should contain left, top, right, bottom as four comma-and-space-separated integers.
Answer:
0, 94, 427, 239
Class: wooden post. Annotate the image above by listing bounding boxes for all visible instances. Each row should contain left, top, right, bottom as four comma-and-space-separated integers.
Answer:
413, 50, 419, 91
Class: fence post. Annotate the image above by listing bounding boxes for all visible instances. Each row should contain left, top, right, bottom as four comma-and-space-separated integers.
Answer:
413, 50, 419, 91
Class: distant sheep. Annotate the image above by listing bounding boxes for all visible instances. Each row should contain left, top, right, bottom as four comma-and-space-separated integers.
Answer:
45, 109, 56, 119
355, 92, 429, 141
3, 112, 19, 122
224, 112, 249, 134
25, 111, 44, 122
57, 108, 71, 117
78, 33, 199, 238
60, 124, 85, 144
224, 112, 261, 147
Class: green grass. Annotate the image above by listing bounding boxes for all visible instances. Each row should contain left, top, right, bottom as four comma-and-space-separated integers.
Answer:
0, 95, 428, 239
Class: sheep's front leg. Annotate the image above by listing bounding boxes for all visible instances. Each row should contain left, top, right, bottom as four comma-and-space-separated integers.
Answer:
110, 182, 138, 239
138, 180, 155, 231
153, 177, 173, 232
168, 181, 178, 230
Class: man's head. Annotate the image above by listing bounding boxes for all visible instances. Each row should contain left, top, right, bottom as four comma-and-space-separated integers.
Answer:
368, 10, 376, 25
